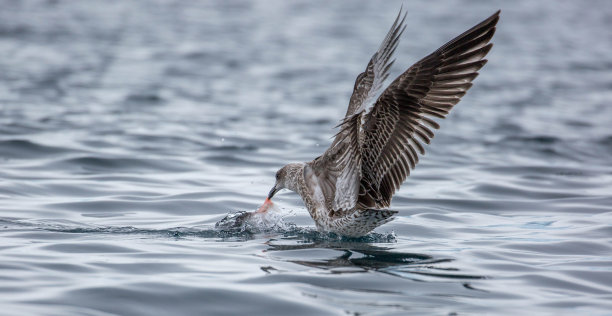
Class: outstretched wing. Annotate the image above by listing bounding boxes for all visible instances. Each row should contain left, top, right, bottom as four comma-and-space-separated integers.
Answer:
358, 11, 500, 208
311, 8, 407, 213
345, 9, 407, 117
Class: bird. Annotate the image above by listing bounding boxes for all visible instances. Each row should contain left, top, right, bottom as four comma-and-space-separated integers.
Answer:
260, 8, 500, 237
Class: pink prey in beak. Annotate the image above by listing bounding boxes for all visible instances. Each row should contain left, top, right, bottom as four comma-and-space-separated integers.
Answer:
255, 197, 273, 213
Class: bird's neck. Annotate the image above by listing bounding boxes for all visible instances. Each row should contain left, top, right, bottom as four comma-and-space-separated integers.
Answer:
284, 162, 305, 192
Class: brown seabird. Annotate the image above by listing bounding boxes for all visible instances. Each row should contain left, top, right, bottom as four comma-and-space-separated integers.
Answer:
261, 9, 500, 237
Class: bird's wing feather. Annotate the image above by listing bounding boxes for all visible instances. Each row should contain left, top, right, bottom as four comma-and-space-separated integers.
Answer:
311, 112, 362, 213
358, 10, 500, 208
312, 8, 407, 213
345, 9, 407, 117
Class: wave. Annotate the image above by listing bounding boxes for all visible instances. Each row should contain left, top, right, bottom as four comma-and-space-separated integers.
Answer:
0, 139, 75, 159
0, 217, 397, 243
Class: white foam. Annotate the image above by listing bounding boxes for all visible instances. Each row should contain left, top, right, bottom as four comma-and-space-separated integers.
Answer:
244, 203, 293, 232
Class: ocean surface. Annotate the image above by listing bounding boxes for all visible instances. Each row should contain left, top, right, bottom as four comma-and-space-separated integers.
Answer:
1, 0, 612, 315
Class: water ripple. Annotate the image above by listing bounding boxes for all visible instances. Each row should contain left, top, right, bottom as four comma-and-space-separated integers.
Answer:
1, 0, 612, 315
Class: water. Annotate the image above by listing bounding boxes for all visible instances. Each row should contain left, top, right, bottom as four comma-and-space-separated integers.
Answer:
1, 0, 612, 315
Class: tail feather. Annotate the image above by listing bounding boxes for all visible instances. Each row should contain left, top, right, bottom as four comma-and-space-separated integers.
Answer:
331, 209, 398, 237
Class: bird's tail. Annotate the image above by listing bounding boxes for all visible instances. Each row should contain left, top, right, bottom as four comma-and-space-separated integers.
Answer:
331, 209, 398, 237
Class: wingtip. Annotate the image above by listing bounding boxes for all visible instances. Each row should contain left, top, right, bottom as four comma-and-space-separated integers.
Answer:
400, 10, 408, 28
396, 4, 407, 26
490, 10, 501, 23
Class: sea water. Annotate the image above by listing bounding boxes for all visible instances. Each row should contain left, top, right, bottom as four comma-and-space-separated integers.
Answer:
1, 0, 611, 315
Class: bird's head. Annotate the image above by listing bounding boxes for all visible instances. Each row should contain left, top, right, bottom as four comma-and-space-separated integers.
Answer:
267, 163, 303, 200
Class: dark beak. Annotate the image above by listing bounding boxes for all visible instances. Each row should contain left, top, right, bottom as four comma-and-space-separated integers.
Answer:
267, 186, 278, 200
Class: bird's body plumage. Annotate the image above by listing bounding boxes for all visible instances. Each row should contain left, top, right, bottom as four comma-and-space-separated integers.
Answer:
268, 9, 500, 237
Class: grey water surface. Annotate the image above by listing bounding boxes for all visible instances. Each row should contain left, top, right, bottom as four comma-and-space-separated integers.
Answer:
1, 0, 612, 315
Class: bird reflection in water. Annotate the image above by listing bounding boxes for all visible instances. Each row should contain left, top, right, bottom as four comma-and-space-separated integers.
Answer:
262, 236, 486, 288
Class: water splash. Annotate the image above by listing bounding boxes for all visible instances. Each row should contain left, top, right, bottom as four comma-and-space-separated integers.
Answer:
215, 203, 293, 233
214, 205, 397, 243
